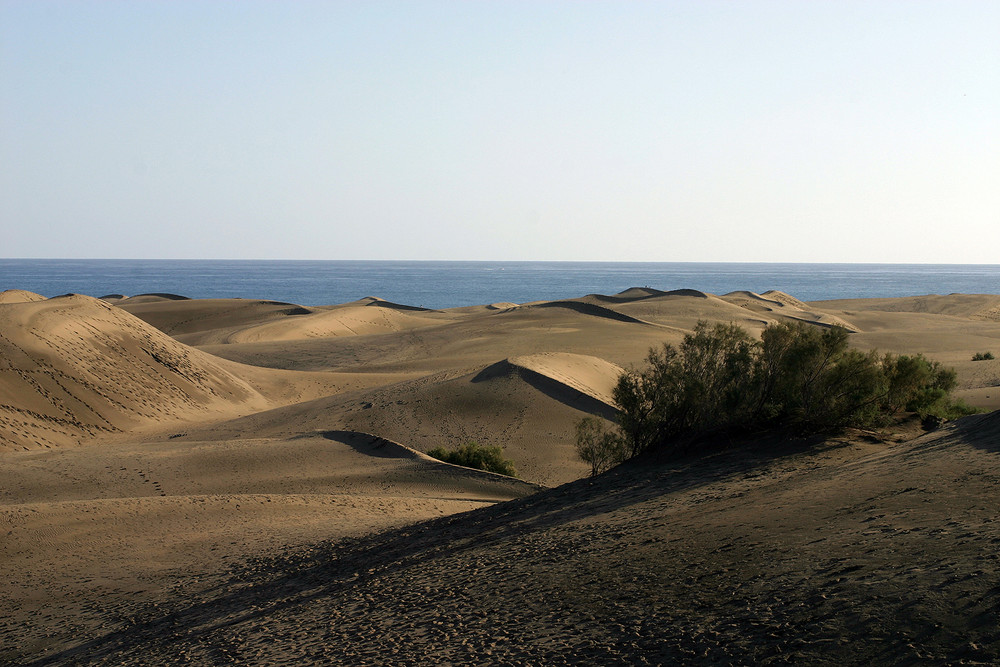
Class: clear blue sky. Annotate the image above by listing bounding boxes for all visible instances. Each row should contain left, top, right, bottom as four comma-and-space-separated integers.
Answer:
2, 1, 997, 261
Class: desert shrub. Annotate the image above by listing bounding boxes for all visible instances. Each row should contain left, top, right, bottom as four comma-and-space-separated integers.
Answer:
574, 416, 627, 476
755, 323, 887, 430
613, 322, 759, 458
972, 352, 995, 361
585, 320, 976, 464
426, 441, 517, 477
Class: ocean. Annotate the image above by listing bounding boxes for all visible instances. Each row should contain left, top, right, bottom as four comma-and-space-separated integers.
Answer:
1, 259, 998, 310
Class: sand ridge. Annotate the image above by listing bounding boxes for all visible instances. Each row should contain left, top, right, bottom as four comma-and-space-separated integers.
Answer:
0, 290, 46, 304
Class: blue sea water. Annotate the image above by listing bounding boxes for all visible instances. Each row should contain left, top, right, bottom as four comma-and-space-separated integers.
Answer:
1, 259, 998, 310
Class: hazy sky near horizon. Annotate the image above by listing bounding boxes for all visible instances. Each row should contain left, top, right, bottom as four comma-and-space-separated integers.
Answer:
2, 1, 997, 262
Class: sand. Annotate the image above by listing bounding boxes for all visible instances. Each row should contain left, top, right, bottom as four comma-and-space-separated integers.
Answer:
2, 286, 1000, 664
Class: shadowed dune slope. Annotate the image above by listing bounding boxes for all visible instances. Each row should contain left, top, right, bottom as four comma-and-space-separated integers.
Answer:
0, 429, 539, 663
0, 295, 276, 450
23, 411, 1000, 665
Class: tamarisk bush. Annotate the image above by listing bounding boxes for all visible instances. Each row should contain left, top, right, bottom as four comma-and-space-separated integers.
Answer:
576, 321, 977, 473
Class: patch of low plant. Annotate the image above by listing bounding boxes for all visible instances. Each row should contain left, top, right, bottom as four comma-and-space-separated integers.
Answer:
426, 441, 518, 477
574, 416, 627, 476
972, 352, 995, 361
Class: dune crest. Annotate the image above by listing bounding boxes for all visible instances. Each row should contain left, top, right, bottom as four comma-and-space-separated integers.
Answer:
615, 286, 668, 299
720, 290, 860, 332
525, 299, 653, 325
507, 352, 623, 408
761, 289, 809, 309
472, 352, 623, 421
119, 297, 450, 345
119, 293, 191, 304
0, 289, 46, 304
226, 304, 446, 343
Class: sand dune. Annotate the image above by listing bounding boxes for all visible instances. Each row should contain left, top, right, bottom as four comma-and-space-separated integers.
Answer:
575, 287, 859, 333
175, 363, 595, 487
118, 297, 314, 342
617, 286, 670, 298
813, 293, 1000, 319
0, 295, 274, 450
4, 287, 1000, 664
225, 304, 451, 344
0, 295, 377, 451
117, 293, 190, 304
504, 352, 622, 411
353, 296, 435, 312
121, 297, 453, 346
198, 298, 677, 374
0, 289, 46, 304
719, 290, 861, 331
595, 289, 771, 332
520, 299, 656, 325
761, 289, 809, 309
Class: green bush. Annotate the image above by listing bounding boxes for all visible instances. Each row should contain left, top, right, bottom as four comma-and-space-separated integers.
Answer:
972, 352, 995, 361
574, 416, 627, 476
426, 441, 517, 477
586, 320, 977, 463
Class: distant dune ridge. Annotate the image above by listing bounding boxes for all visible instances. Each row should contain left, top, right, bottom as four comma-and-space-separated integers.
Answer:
0, 289, 46, 304
2, 286, 1000, 664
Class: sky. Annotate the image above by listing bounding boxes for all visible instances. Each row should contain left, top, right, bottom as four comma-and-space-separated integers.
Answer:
1, 1, 997, 262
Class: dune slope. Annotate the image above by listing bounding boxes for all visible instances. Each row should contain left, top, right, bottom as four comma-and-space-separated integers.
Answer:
0, 429, 538, 664
169, 358, 609, 487
0, 295, 277, 450
18, 412, 1000, 665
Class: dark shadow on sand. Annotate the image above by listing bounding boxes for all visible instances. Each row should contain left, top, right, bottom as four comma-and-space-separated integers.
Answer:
22, 435, 841, 666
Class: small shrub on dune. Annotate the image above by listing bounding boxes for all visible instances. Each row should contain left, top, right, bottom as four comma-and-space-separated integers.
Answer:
427, 441, 518, 477
574, 416, 627, 476
972, 352, 995, 361
577, 320, 978, 471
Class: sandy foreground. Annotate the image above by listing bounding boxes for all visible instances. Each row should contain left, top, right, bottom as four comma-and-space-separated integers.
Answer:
2, 287, 1000, 665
